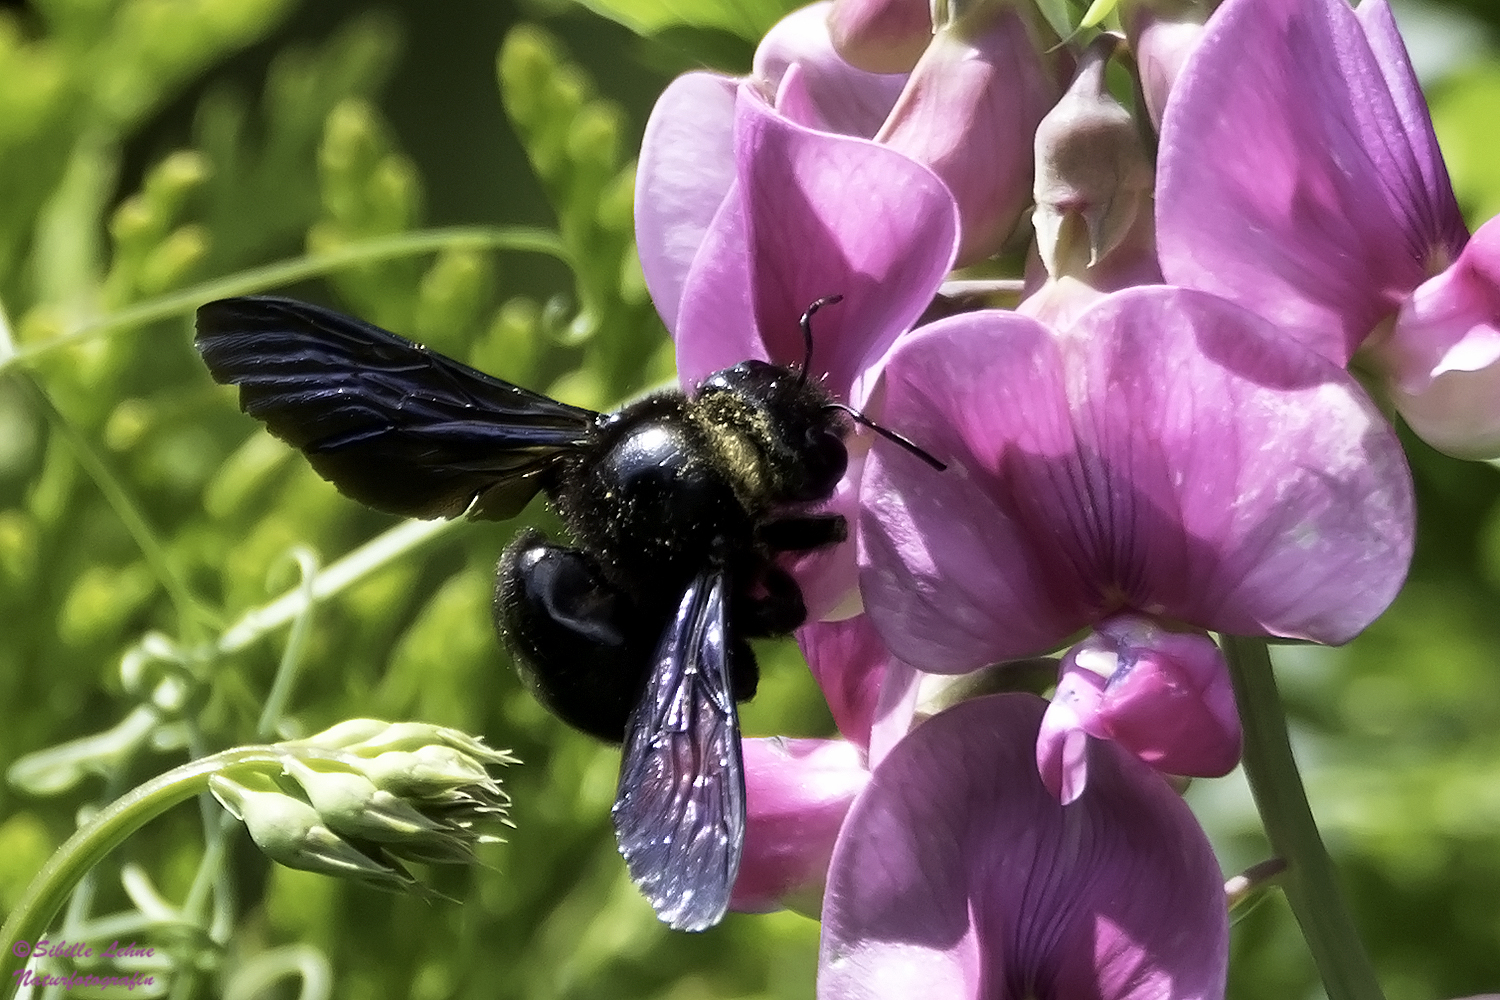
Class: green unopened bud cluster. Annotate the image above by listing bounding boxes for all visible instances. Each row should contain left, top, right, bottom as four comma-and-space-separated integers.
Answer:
209, 720, 517, 895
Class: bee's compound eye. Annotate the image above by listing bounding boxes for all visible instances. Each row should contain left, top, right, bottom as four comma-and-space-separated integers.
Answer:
785, 426, 848, 503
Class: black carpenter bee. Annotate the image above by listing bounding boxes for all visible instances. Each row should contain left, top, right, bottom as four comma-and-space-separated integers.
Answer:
194, 295, 940, 931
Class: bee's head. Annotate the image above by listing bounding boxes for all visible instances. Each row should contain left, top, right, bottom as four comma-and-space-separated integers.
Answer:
696, 360, 849, 504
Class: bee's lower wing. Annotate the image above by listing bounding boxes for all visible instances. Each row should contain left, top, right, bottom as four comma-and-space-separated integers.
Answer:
196, 296, 601, 520
612, 571, 745, 932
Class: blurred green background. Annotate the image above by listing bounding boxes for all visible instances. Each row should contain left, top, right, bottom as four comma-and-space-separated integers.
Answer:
0, 0, 1498, 997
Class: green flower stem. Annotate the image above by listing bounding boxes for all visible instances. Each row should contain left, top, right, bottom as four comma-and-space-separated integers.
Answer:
215, 516, 458, 657
255, 549, 321, 739
0, 746, 339, 989
20, 375, 217, 642
1223, 635, 1386, 1000
1, 225, 568, 372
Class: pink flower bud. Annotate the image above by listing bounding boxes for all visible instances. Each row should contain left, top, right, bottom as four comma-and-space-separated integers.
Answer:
828, 0, 932, 73
1122, 0, 1213, 130
1366, 214, 1500, 459
1036, 615, 1241, 803
878, 3, 1059, 266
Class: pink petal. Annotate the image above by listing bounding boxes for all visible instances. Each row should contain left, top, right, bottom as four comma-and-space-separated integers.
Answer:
756, 2, 908, 136
742, 88, 959, 395
1037, 673, 1101, 804
799, 613, 891, 748
1156, 0, 1468, 364
1373, 214, 1500, 459
1122, 0, 1208, 130
635, 72, 740, 333
674, 89, 958, 396
860, 287, 1415, 672
733, 737, 870, 916
819, 693, 1228, 1000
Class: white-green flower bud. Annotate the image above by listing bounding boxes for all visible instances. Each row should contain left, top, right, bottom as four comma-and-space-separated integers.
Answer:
282, 758, 450, 843
1033, 34, 1155, 279
209, 720, 516, 895
209, 773, 418, 893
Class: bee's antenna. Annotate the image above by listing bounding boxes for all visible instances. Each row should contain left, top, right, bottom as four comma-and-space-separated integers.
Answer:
824, 402, 947, 472
797, 295, 844, 389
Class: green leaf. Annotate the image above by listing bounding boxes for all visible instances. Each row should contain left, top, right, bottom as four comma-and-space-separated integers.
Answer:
564, 0, 793, 43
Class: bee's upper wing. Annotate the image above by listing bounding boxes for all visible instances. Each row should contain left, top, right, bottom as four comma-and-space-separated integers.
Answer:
196, 296, 600, 520
612, 571, 746, 932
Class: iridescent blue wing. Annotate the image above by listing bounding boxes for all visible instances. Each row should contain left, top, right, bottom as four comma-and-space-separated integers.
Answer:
195, 296, 600, 520
612, 571, 746, 932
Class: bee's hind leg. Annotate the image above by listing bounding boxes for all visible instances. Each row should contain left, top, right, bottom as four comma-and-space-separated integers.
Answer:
495, 528, 647, 742
757, 513, 847, 553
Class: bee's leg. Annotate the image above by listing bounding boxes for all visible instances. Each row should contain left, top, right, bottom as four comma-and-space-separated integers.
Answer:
728, 636, 760, 703
758, 513, 847, 553
495, 528, 646, 743
736, 562, 808, 640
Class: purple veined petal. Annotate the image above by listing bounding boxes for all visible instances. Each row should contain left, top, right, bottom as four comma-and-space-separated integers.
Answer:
818, 693, 1228, 1000
860, 288, 1415, 673
1062, 289, 1412, 644
733, 736, 870, 916
858, 309, 1096, 672
1356, 0, 1464, 220
1371, 214, 1500, 459
736, 86, 959, 397
1156, 0, 1468, 364
755, 2, 908, 137
636, 72, 740, 334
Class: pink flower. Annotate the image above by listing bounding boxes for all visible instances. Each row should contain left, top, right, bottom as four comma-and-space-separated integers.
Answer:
1035, 615, 1241, 804
857, 286, 1414, 672
1155, 0, 1500, 458
819, 693, 1228, 1000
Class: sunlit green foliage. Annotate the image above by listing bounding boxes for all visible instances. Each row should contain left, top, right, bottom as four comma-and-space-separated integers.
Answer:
0, 0, 824, 995
2, 0, 1499, 998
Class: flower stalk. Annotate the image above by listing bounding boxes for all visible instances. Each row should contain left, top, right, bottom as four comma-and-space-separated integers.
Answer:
2, 725, 515, 989
1223, 635, 1387, 1000
1, 748, 286, 987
